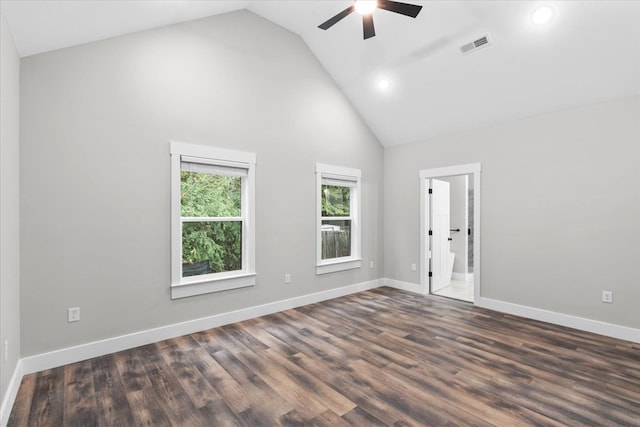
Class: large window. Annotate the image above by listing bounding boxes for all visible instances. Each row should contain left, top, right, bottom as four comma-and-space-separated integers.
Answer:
316, 163, 361, 274
170, 142, 255, 299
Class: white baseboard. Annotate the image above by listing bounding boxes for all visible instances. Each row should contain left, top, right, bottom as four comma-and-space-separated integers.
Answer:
21, 279, 383, 376
384, 278, 425, 294
1, 359, 23, 427
383, 279, 640, 344
6, 279, 639, 424
477, 297, 640, 344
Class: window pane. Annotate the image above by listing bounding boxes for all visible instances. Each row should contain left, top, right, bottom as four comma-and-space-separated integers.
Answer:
182, 221, 242, 277
321, 220, 351, 259
181, 171, 241, 217
322, 185, 351, 217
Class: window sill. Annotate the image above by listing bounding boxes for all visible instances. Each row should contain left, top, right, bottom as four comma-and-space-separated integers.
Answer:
316, 258, 361, 275
171, 273, 255, 299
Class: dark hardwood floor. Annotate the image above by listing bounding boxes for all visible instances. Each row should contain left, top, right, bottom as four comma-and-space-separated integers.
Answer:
9, 287, 640, 426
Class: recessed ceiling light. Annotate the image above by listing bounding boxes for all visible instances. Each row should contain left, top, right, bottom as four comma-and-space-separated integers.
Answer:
531, 5, 554, 25
377, 78, 390, 90
355, 0, 378, 15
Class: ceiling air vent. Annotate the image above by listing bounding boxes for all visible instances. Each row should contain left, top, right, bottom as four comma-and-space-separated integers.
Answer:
460, 35, 491, 55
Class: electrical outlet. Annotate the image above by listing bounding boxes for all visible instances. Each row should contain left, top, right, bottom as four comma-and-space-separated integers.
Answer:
411, 263, 417, 271
284, 274, 291, 284
369, 260, 374, 269
602, 291, 613, 304
68, 307, 80, 322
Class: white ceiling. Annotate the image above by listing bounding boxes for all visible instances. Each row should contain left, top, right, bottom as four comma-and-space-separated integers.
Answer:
2, 0, 639, 147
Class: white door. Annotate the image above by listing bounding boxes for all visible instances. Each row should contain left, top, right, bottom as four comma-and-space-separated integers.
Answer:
430, 179, 451, 292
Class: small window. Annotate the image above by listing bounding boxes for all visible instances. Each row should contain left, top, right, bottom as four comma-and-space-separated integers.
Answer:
316, 163, 362, 274
170, 142, 255, 299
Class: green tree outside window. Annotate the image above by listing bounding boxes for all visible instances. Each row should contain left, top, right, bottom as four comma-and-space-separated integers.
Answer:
181, 171, 242, 276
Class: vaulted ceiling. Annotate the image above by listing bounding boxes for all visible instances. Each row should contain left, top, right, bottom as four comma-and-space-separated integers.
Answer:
2, 1, 639, 146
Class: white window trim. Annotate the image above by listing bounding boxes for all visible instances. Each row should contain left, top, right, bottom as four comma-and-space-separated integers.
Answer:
170, 141, 256, 299
316, 163, 362, 275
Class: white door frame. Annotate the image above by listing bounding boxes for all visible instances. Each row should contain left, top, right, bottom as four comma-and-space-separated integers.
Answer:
419, 163, 481, 303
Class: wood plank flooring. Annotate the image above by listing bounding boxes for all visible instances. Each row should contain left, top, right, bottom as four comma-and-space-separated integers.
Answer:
8, 287, 640, 426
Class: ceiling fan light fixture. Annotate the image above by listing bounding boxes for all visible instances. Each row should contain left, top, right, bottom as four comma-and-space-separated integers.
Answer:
355, 0, 378, 15
318, 0, 422, 39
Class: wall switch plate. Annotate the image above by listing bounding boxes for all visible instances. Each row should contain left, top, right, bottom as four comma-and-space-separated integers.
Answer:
369, 260, 374, 269
284, 274, 291, 284
602, 291, 613, 304
3, 341, 7, 363
411, 263, 417, 271
68, 307, 80, 322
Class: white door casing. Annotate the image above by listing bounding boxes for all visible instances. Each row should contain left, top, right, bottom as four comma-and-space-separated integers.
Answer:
419, 163, 481, 303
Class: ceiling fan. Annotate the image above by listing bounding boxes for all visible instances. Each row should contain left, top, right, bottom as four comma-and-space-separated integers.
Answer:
318, 0, 423, 40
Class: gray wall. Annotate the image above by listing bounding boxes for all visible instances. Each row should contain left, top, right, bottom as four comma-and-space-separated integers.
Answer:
20, 10, 384, 357
385, 95, 640, 328
0, 12, 21, 404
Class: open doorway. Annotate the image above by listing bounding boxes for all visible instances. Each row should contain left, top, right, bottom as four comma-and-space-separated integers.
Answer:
420, 164, 481, 303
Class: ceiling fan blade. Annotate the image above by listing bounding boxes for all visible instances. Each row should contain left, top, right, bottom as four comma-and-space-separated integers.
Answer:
377, 0, 423, 18
318, 5, 356, 30
363, 14, 376, 39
